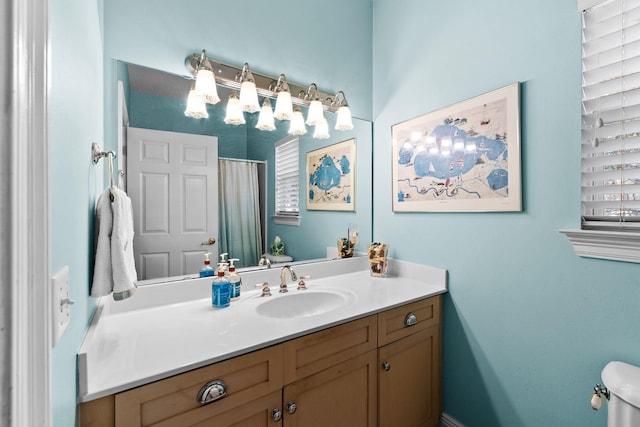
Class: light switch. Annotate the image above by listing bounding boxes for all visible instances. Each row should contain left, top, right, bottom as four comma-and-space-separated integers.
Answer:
52, 266, 73, 346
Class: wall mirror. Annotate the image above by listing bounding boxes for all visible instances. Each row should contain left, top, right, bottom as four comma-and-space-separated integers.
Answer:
116, 62, 373, 283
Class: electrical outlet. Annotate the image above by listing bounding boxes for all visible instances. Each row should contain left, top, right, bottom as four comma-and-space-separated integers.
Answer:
52, 266, 72, 346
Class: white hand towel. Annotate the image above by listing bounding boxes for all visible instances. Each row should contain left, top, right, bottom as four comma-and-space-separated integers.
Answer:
91, 187, 137, 300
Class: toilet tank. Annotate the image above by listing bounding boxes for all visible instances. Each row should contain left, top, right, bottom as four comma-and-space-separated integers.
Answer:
602, 361, 640, 427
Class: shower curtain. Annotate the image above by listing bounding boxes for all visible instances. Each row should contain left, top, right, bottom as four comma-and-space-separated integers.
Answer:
218, 159, 262, 267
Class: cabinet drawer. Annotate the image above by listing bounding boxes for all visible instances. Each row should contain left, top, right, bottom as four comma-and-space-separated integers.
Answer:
114, 345, 283, 427
283, 315, 377, 384
378, 295, 441, 346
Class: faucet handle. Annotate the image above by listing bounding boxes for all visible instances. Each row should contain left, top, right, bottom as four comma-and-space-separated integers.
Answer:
255, 282, 272, 297
297, 275, 312, 290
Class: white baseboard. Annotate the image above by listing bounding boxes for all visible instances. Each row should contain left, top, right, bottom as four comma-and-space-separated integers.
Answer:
440, 412, 465, 427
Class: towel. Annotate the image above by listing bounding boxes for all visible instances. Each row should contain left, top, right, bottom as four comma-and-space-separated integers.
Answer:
91, 187, 137, 300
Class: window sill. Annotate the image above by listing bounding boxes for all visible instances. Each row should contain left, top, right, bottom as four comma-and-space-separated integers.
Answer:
560, 229, 640, 263
273, 214, 301, 226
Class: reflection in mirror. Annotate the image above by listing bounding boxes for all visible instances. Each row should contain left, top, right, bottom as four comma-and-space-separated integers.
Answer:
116, 62, 373, 283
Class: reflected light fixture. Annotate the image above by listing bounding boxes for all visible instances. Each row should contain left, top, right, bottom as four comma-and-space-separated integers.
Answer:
256, 98, 276, 131
224, 91, 245, 125
184, 81, 209, 119
304, 84, 324, 126
238, 63, 261, 113
288, 106, 307, 135
272, 74, 293, 121
440, 138, 452, 156
313, 112, 330, 139
453, 138, 465, 152
332, 91, 354, 131
194, 50, 220, 105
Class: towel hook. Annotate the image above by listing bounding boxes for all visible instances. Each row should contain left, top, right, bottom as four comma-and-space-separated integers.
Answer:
91, 143, 117, 202
91, 142, 117, 164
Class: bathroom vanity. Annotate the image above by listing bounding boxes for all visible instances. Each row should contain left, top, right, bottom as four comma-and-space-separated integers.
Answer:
78, 257, 446, 426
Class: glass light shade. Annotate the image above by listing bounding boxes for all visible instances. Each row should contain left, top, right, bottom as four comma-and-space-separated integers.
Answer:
195, 69, 220, 104
288, 107, 307, 135
313, 115, 330, 139
273, 91, 293, 120
239, 81, 260, 113
306, 99, 324, 125
335, 105, 354, 131
256, 98, 276, 131
184, 86, 209, 119
224, 94, 245, 125
465, 141, 477, 153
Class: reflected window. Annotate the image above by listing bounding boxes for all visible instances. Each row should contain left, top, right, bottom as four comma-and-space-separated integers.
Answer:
274, 136, 301, 225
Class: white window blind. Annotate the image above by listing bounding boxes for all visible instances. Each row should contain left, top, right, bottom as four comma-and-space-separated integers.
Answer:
582, 0, 640, 230
275, 137, 300, 219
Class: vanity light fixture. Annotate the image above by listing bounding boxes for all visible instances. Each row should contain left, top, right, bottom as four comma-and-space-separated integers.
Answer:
184, 82, 209, 119
193, 50, 220, 105
224, 91, 245, 125
313, 112, 330, 139
288, 106, 307, 135
184, 50, 355, 134
256, 98, 276, 131
272, 74, 293, 121
237, 63, 261, 113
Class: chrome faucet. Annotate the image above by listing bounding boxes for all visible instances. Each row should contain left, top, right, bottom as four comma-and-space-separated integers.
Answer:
259, 255, 271, 268
279, 265, 297, 293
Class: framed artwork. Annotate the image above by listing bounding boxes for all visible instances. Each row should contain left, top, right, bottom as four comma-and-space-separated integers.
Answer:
392, 82, 521, 212
306, 138, 356, 211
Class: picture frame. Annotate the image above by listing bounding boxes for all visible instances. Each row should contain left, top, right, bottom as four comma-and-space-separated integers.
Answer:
392, 82, 521, 212
306, 138, 356, 211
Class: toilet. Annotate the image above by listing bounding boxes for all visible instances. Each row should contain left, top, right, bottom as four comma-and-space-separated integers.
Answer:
602, 361, 640, 426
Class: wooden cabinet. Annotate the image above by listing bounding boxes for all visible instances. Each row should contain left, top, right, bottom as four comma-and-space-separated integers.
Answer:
282, 316, 378, 427
378, 296, 442, 427
79, 296, 442, 427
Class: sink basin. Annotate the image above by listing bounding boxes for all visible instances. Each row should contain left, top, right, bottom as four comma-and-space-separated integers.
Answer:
255, 289, 355, 319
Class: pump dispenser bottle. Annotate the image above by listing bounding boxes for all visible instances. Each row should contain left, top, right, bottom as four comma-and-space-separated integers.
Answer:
212, 263, 231, 309
228, 258, 242, 301
199, 252, 215, 277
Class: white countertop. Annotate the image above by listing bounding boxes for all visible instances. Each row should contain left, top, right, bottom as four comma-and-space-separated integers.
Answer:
77, 257, 447, 402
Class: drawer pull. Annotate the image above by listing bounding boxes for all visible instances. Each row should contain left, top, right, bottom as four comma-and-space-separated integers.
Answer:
287, 402, 297, 414
404, 312, 418, 326
382, 361, 391, 371
197, 380, 227, 405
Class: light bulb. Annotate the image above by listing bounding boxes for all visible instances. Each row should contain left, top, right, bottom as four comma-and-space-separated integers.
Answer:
256, 98, 276, 131
335, 105, 354, 131
224, 92, 245, 125
273, 90, 293, 120
239, 80, 260, 113
288, 106, 307, 135
184, 83, 208, 119
306, 99, 324, 125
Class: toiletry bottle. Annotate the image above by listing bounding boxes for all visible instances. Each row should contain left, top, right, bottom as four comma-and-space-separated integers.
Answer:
228, 258, 242, 301
212, 263, 231, 309
199, 252, 215, 277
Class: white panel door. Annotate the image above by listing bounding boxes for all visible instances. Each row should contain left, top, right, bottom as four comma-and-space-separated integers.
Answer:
127, 127, 218, 280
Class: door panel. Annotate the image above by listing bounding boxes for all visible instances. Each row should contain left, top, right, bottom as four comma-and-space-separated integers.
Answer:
127, 127, 218, 280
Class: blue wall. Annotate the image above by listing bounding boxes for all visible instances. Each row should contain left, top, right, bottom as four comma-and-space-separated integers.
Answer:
372, 1, 640, 426
50, 0, 104, 425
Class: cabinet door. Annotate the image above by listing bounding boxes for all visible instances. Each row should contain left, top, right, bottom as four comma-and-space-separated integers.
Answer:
283, 350, 377, 427
378, 325, 441, 427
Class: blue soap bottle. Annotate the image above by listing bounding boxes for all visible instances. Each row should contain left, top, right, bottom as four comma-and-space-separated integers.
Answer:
199, 252, 215, 277
212, 263, 231, 309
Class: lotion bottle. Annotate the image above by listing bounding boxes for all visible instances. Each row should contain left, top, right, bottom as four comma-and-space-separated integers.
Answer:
199, 252, 215, 277
228, 258, 242, 301
212, 263, 231, 309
